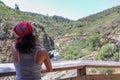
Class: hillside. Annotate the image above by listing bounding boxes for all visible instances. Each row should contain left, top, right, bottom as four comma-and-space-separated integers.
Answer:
0, 1, 120, 79
57, 5, 120, 61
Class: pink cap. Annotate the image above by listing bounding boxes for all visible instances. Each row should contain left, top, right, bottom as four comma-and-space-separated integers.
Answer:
14, 21, 33, 37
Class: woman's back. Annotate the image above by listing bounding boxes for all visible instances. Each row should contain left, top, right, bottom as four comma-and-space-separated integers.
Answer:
14, 46, 42, 80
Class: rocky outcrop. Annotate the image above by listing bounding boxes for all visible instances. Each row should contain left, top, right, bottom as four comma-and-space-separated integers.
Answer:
32, 22, 55, 58
32, 23, 54, 51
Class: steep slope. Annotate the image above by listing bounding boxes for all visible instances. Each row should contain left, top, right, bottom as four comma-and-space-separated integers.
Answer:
56, 5, 120, 60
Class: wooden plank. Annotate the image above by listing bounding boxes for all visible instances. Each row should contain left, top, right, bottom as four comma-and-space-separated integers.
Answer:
0, 72, 15, 77
0, 63, 16, 77
0, 63, 15, 73
52, 60, 120, 73
86, 74, 120, 80
81, 60, 120, 68
61, 74, 120, 80
52, 60, 120, 69
60, 77, 85, 80
52, 60, 84, 71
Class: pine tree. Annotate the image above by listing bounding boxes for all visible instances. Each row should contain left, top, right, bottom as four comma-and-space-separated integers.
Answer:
15, 3, 19, 11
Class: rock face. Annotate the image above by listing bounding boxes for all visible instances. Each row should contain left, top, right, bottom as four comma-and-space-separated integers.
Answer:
32, 22, 54, 52
32, 23, 55, 58
0, 21, 55, 63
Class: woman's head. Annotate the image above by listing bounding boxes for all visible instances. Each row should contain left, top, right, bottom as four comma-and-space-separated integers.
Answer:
13, 21, 37, 54
14, 21, 33, 38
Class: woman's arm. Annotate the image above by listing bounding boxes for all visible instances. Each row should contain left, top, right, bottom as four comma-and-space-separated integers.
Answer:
43, 50, 52, 72
37, 48, 52, 72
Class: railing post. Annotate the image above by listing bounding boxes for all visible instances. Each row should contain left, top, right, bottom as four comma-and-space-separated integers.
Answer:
77, 67, 86, 80
77, 67, 86, 76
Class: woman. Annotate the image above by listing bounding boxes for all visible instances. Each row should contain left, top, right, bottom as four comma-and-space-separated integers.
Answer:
12, 21, 52, 80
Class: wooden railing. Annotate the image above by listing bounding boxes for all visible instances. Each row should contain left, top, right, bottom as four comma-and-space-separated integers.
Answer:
1, 60, 120, 80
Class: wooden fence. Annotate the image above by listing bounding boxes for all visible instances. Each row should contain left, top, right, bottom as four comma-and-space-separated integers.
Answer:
1, 60, 120, 80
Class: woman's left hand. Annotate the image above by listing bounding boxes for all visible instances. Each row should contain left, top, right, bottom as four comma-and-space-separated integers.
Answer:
41, 63, 47, 73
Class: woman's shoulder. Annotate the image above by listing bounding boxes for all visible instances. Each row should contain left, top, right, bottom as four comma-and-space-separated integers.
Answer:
36, 46, 47, 55
35, 46, 47, 57
35, 46, 46, 51
36, 47, 48, 61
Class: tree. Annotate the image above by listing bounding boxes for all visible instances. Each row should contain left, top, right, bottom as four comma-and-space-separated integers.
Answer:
15, 3, 19, 11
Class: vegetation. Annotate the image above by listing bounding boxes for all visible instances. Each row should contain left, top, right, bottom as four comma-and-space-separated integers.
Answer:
90, 68, 115, 74
98, 68, 115, 74
86, 31, 101, 51
0, 1, 120, 62
97, 43, 119, 61
61, 39, 89, 60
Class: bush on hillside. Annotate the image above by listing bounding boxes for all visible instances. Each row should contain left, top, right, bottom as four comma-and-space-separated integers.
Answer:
86, 31, 101, 51
97, 43, 119, 61
61, 39, 88, 60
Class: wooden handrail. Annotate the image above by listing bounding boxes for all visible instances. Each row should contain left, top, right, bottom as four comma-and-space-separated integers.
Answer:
1, 60, 120, 80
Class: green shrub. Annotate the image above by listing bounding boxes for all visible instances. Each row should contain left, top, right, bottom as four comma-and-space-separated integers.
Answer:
61, 45, 82, 60
86, 32, 101, 51
98, 68, 115, 74
61, 39, 88, 60
100, 38, 109, 46
97, 43, 119, 61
